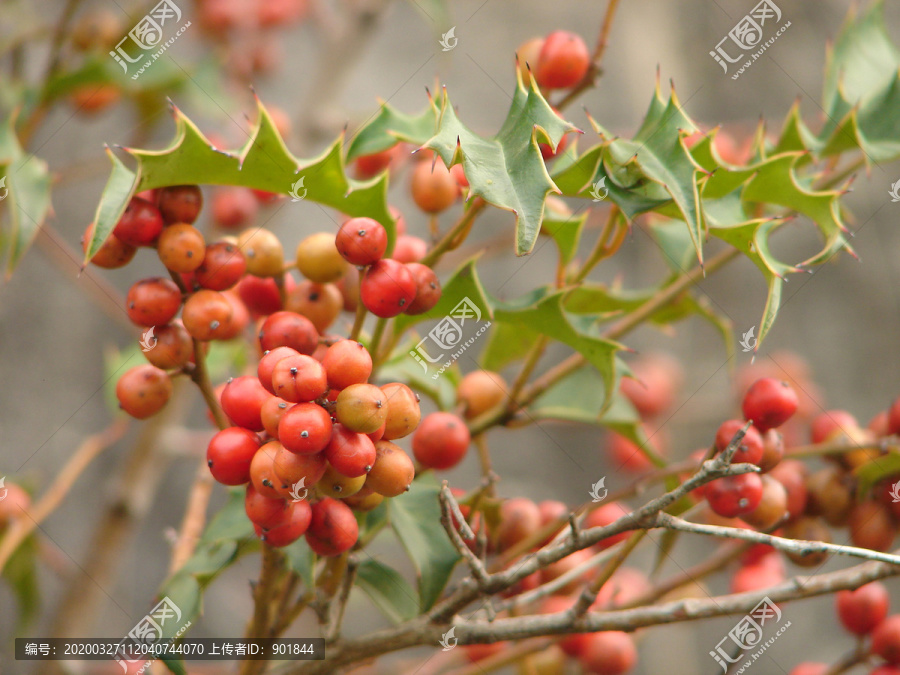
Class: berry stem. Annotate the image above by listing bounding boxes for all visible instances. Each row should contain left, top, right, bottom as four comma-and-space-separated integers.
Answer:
368, 316, 390, 369
274, 270, 288, 309
420, 198, 486, 268
348, 268, 368, 342
571, 205, 626, 284
189, 337, 229, 430
504, 336, 549, 412
168, 267, 189, 294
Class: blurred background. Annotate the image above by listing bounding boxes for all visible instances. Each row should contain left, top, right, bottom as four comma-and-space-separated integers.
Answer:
1, 0, 899, 672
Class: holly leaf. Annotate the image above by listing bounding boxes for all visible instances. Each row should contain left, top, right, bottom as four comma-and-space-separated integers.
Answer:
355, 559, 419, 624
86, 98, 395, 264
480, 321, 541, 372
422, 77, 577, 256
388, 477, 460, 610
855, 452, 900, 498
346, 101, 437, 160
542, 210, 588, 267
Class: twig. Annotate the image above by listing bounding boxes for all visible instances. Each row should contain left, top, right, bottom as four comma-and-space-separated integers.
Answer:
325, 557, 359, 643
441, 638, 552, 675
167, 460, 216, 574
0, 419, 128, 574
420, 199, 487, 268
348, 268, 367, 341
440, 484, 490, 588
241, 544, 285, 675
571, 205, 627, 283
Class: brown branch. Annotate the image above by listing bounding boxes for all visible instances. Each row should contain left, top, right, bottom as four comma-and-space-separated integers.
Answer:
241, 544, 285, 675
0, 419, 128, 574
167, 459, 216, 574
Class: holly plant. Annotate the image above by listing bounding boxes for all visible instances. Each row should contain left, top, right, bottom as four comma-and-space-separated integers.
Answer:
5, 1, 900, 675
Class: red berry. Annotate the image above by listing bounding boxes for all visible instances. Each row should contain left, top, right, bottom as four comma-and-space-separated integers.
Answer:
578, 631, 637, 675
404, 263, 442, 315
495, 498, 541, 550
258, 346, 300, 395
767, 459, 808, 521
325, 424, 376, 477
360, 259, 417, 318
730, 560, 785, 594
285, 280, 343, 332
836, 582, 890, 635
206, 427, 261, 485
410, 158, 458, 213
306, 497, 359, 556
715, 420, 764, 466
272, 442, 327, 488
788, 664, 828, 675
126, 277, 182, 327
392, 235, 427, 263
412, 412, 470, 470
157, 185, 203, 224
142, 322, 193, 370
182, 289, 234, 341
271, 354, 328, 403
380, 382, 421, 440
354, 148, 394, 179
873, 615, 900, 664
221, 376, 270, 431
618, 353, 682, 418
321, 340, 372, 390
741, 378, 799, 432
116, 365, 173, 419
258, 311, 318, 355
535, 31, 590, 90
811, 410, 858, 444
706, 473, 764, 518
335, 217, 388, 266
278, 402, 333, 454
236, 274, 291, 316
245, 482, 290, 529
195, 242, 247, 291
584, 501, 630, 550
212, 187, 258, 229
82, 222, 136, 269
260, 500, 312, 547
113, 197, 164, 246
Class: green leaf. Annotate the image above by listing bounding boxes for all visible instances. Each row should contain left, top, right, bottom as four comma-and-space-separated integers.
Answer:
492, 291, 624, 410
388, 476, 460, 610
480, 321, 541, 372
855, 452, 900, 498
0, 115, 51, 277
404, 0, 451, 32
355, 559, 419, 624
87, 99, 396, 264
283, 537, 315, 590
2, 532, 39, 632
346, 101, 437, 160
200, 489, 255, 543
423, 80, 576, 255
542, 210, 588, 267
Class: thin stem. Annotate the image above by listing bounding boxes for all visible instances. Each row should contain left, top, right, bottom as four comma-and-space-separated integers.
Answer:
571, 205, 627, 283
571, 530, 645, 616
369, 317, 389, 369
0, 420, 128, 574
505, 336, 549, 412
348, 268, 368, 341
274, 271, 288, 309
190, 337, 229, 430
473, 435, 495, 496
420, 198, 486, 268
167, 460, 216, 574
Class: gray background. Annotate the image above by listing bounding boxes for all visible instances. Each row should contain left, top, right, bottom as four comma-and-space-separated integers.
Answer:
2, 0, 900, 673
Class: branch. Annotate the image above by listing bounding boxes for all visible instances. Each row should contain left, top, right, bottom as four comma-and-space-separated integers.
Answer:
0, 419, 128, 574
420, 198, 487, 268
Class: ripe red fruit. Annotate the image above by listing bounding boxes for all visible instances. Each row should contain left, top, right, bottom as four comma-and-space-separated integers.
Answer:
157, 223, 206, 274
324, 424, 376, 477
236, 274, 291, 316
321, 340, 372, 390
143, 322, 193, 369
366, 440, 415, 497
741, 378, 799, 432
182, 289, 234, 340
272, 442, 327, 488
250, 441, 284, 499
195, 242, 247, 291
245, 483, 290, 529
849, 501, 896, 552
285, 280, 343, 332
380, 382, 421, 439
114, 197, 164, 246
715, 419, 764, 466
259, 311, 318, 356
354, 148, 394, 179
335, 217, 388, 266
278, 402, 333, 454
126, 277, 182, 327
271, 354, 328, 403
412, 412, 471, 470
335, 383, 389, 434
836, 582, 890, 635
706, 473, 764, 518
457, 371, 507, 419
360, 259, 417, 318
392, 235, 427, 263
606, 429, 664, 473
306, 497, 359, 556
238, 228, 284, 278
495, 498, 541, 550
767, 459, 808, 521
873, 615, 900, 664
741, 475, 788, 530
116, 365, 173, 419
410, 158, 459, 213
758, 429, 785, 473
810, 409, 858, 444
870, 668, 900, 675
578, 631, 637, 675
535, 31, 590, 90
257, 347, 300, 395
157, 185, 203, 224
82, 222, 136, 269
404, 263, 442, 315
221, 376, 270, 431
787, 665, 828, 675
260, 500, 312, 547
730, 560, 785, 594
584, 501, 630, 550
206, 427, 261, 485
618, 353, 682, 418
212, 187, 258, 229
261, 396, 292, 437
